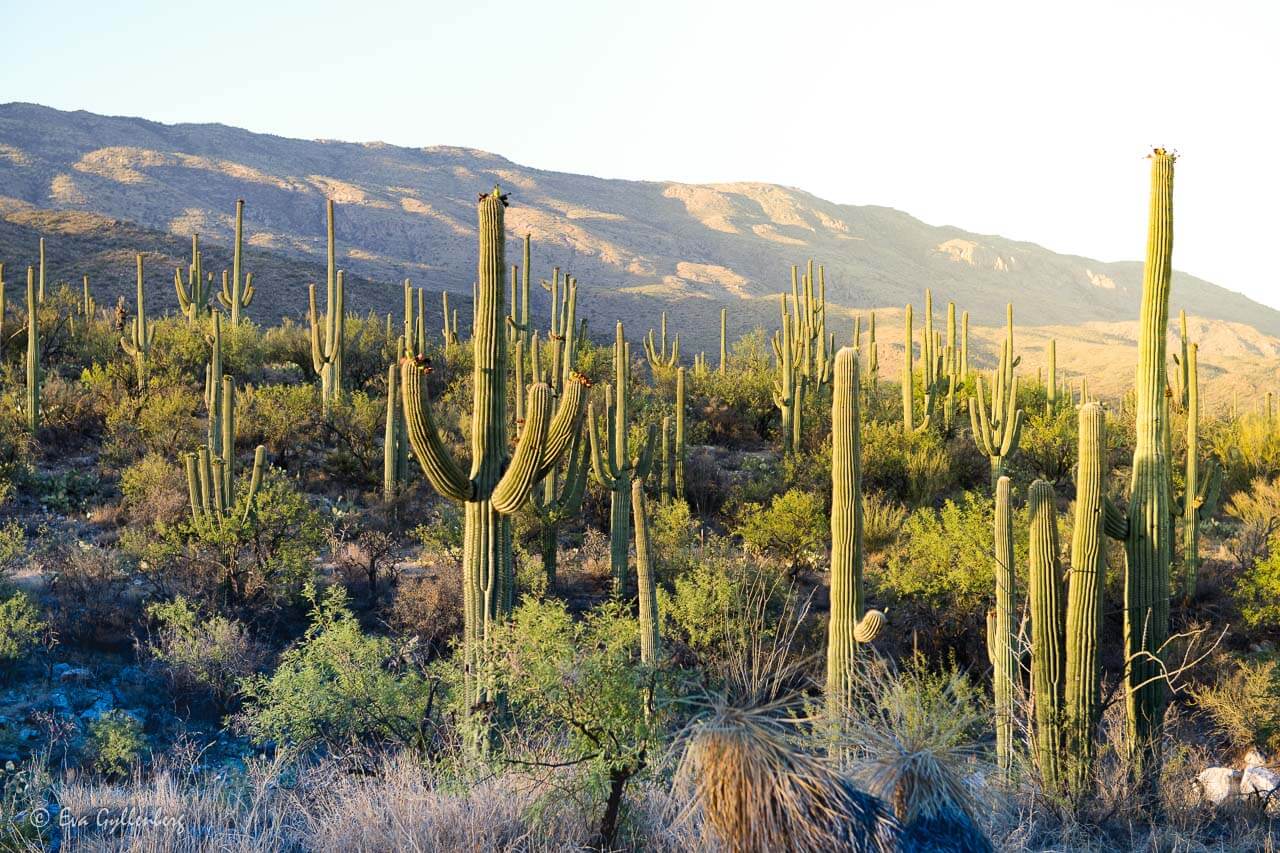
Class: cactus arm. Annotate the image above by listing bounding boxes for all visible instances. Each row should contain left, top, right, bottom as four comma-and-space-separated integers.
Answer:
587, 402, 620, 490
535, 378, 587, 480
1103, 496, 1129, 540
853, 610, 885, 644
492, 383, 553, 513
633, 422, 659, 479
399, 360, 472, 501
239, 446, 267, 524
632, 477, 660, 664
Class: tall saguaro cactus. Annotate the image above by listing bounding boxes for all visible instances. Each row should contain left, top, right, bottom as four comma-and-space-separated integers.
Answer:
175, 235, 211, 324
218, 199, 255, 324
1065, 402, 1106, 791
1028, 480, 1065, 788
1171, 311, 1219, 600
588, 321, 657, 590
826, 347, 885, 713
675, 367, 686, 501
632, 477, 660, 664
308, 200, 345, 415
772, 293, 803, 454
119, 254, 153, 387
987, 475, 1017, 772
24, 267, 39, 433
719, 307, 728, 375
383, 359, 411, 503
969, 306, 1023, 487
644, 311, 680, 372
400, 186, 586, 721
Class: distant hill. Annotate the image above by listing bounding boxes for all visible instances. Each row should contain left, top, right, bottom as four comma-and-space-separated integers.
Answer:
0, 102, 1275, 405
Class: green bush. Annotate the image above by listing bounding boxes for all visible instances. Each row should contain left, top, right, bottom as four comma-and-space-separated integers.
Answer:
650, 499, 697, 583
86, 711, 146, 778
862, 491, 906, 553
733, 488, 827, 570
860, 420, 954, 506
240, 584, 436, 753
120, 453, 189, 526
1192, 657, 1280, 755
1016, 405, 1077, 484
0, 592, 46, 670
240, 382, 322, 472
144, 596, 266, 707
1234, 536, 1280, 630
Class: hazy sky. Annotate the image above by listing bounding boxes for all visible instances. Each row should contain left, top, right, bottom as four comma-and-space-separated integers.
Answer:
6, 1, 1278, 306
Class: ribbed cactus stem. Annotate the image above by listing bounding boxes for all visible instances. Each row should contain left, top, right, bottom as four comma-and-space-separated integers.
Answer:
119, 254, 153, 387
205, 312, 224, 458
961, 310, 970, 379
1029, 480, 1065, 788
1065, 402, 1106, 792
969, 311, 1024, 488
990, 475, 1016, 772
902, 303, 914, 433
218, 199, 255, 324
826, 346, 883, 713
175, 234, 209, 324
719, 307, 728, 374
772, 294, 800, 455
644, 310, 680, 371
384, 361, 403, 503
675, 367, 686, 501
1046, 339, 1057, 411
0, 264, 6, 361
307, 201, 345, 416
660, 416, 672, 504
1119, 149, 1177, 778
37, 238, 45, 304
632, 477, 660, 664
25, 266, 39, 433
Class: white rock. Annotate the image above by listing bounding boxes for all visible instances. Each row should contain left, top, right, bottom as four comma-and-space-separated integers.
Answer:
1197, 767, 1242, 804
1244, 748, 1269, 769
1241, 766, 1280, 797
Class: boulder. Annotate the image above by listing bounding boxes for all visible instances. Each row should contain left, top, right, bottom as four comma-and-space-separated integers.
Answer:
58, 667, 94, 686
1241, 766, 1280, 797
1197, 767, 1242, 804
1244, 748, 1269, 769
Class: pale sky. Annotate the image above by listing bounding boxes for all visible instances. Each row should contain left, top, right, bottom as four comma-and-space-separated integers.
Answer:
5, 0, 1277, 307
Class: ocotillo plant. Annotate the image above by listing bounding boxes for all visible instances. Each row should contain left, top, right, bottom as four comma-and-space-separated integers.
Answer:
119, 254, 153, 387
1065, 402, 1106, 792
218, 199, 255, 324
632, 477, 659, 664
1028, 479, 1065, 789
174, 234, 210, 324
588, 321, 657, 590
399, 186, 586, 722
441, 291, 459, 345
1171, 311, 1221, 600
719, 306, 727, 374
987, 475, 1017, 773
826, 346, 885, 714
1101, 149, 1179, 782
969, 306, 1023, 487
25, 267, 39, 433
307, 200, 345, 415
644, 311, 680, 372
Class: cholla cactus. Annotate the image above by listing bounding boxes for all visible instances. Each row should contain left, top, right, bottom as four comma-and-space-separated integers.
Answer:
119, 255, 153, 387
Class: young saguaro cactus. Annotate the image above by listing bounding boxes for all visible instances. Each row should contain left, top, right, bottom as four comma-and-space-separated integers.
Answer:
119, 255, 154, 387
383, 356, 411, 503
901, 302, 945, 435
308, 200, 346, 415
204, 313, 228, 461
441, 291, 460, 346
1028, 479, 1065, 789
400, 186, 587, 719
217, 199, 255, 324
826, 346, 885, 713
1065, 402, 1107, 792
1171, 312, 1220, 601
644, 311, 680, 372
987, 475, 1017, 773
675, 366, 686, 501
588, 321, 657, 590
969, 305, 1024, 488
632, 476, 660, 664
174, 234, 211, 324
24, 266, 39, 433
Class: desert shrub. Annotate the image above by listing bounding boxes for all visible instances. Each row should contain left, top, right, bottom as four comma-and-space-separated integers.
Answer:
487, 597, 670, 849
733, 488, 827, 570
862, 491, 907, 553
1211, 413, 1280, 497
0, 521, 26, 580
240, 584, 437, 754
331, 511, 401, 599
650, 498, 697, 582
860, 420, 953, 506
102, 383, 201, 463
412, 502, 465, 563
120, 452, 189, 526
40, 545, 138, 647
1016, 405, 1077, 484
86, 711, 146, 778
37, 372, 104, 440
688, 330, 776, 445
341, 311, 396, 393
240, 382, 322, 472
390, 561, 464, 656
1224, 477, 1280, 570
1191, 656, 1280, 755
1233, 538, 1280, 631
143, 596, 267, 708
322, 391, 385, 488
682, 447, 727, 514
0, 591, 47, 671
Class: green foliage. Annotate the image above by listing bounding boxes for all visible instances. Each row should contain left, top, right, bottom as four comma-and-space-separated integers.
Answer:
1016, 405, 1077, 483
881, 491, 1027, 615
0, 521, 26, 579
120, 452, 189, 526
240, 382, 322, 470
1191, 656, 1280, 754
86, 711, 146, 778
1210, 413, 1280, 497
862, 492, 906, 553
240, 584, 436, 753
733, 488, 827, 569
0, 591, 46, 669
649, 498, 697, 582
860, 419, 954, 506
1234, 532, 1280, 629
144, 596, 265, 706
103, 384, 201, 463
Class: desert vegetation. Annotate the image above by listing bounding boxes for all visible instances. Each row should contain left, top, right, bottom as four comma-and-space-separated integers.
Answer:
1, 150, 1278, 851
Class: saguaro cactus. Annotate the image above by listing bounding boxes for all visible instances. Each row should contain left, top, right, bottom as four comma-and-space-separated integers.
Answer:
204, 313, 227, 460
119, 255, 153, 387
308, 200, 345, 415
987, 475, 1017, 772
81, 275, 95, 321
1028, 480, 1065, 788
632, 477, 660, 664
218, 200, 255, 324
772, 293, 803, 454
175, 235, 211, 324
37, 238, 45, 304
184, 442, 267, 537
1172, 312, 1220, 600
400, 186, 586, 720
675, 367, 686, 501
644, 311, 680, 372
901, 302, 944, 434
383, 358, 411, 503
719, 306, 728, 374
969, 306, 1023, 487
1045, 339, 1058, 412
441, 292, 460, 345
24, 267, 39, 433
588, 321, 657, 590
826, 347, 885, 713
1065, 402, 1106, 791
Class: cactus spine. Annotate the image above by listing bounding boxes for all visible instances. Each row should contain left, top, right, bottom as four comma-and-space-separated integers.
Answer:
175, 234, 211, 324
826, 346, 885, 713
588, 321, 657, 590
24, 267, 39, 433
988, 475, 1017, 772
1065, 402, 1106, 791
644, 311, 680, 371
308, 200, 345, 415
969, 305, 1023, 487
218, 199, 255, 324
400, 186, 586, 722
1028, 480, 1065, 788
119, 254, 153, 387
632, 476, 660, 664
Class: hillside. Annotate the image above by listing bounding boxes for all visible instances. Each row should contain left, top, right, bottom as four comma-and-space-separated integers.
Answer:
0, 102, 1275, 403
